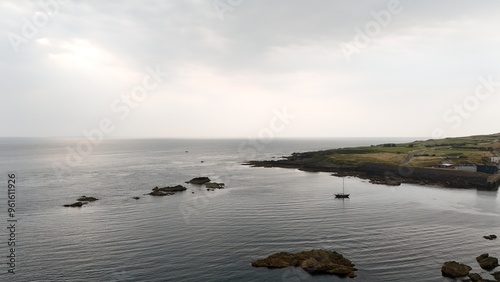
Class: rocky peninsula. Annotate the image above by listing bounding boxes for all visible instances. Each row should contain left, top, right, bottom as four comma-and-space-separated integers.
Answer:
248, 133, 500, 190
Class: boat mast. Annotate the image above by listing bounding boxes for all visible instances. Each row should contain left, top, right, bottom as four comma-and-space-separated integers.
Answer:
343, 176, 345, 194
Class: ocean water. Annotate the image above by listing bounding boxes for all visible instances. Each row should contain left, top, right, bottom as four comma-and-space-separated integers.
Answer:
0, 138, 498, 282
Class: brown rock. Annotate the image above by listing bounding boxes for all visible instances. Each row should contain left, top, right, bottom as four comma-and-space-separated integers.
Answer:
477, 253, 490, 262
468, 272, 483, 282
441, 261, 472, 278
252, 249, 356, 278
251, 252, 294, 268
476, 253, 499, 270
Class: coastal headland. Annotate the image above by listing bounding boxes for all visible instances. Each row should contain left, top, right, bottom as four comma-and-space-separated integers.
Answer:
247, 133, 500, 190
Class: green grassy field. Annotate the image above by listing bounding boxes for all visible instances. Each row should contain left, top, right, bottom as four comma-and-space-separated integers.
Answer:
325, 133, 500, 167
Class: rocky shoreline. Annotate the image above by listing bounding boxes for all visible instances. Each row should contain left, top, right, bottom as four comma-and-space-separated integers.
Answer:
441, 252, 499, 281
247, 159, 500, 190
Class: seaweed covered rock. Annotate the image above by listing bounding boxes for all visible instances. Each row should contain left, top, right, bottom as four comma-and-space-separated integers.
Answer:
441, 261, 472, 278
476, 253, 499, 270
252, 249, 357, 278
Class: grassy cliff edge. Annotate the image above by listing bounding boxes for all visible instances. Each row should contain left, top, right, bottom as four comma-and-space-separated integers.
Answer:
248, 133, 500, 190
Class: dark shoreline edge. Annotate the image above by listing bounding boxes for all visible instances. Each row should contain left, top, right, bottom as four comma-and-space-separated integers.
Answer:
245, 156, 500, 190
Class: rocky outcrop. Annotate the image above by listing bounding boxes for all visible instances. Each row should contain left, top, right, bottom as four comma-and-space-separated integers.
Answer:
484, 234, 497, 240
149, 185, 187, 196
77, 196, 98, 202
149, 187, 174, 196
441, 261, 472, 278
492, 271, 500, 280
252, 249, 357, 278
476, 253, 499, 270
187, 177, 211, 184
158, 185, 187, 192
64, 196, 98, 207
205, 182, 225, 189
63, 201, 87, 207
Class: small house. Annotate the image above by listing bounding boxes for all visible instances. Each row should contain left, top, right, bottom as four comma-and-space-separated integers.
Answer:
438, 163, 455, 169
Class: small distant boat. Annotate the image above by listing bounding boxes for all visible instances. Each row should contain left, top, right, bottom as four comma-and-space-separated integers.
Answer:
335, 177, 350, 198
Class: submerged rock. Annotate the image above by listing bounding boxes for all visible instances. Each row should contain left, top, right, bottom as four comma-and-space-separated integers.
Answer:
187, 177, 211, 184
441, 261, 472, 278
77, 196, 98, 202
492, 271, 500, 280
63, 201, 87, 207
252, 249, 357, 278
476, 253, 499, 270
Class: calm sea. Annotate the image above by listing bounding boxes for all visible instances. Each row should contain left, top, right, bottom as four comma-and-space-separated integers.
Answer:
0, 138, 498, 282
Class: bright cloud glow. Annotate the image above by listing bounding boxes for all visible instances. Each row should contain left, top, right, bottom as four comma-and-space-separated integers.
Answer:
1, 1, 500, 138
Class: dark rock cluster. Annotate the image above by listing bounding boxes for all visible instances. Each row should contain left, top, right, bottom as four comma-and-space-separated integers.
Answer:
63, 195, 99, 207
442, 253, 499, 281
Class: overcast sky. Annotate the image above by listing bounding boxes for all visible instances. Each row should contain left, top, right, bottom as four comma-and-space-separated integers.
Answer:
1, 0, 500, 138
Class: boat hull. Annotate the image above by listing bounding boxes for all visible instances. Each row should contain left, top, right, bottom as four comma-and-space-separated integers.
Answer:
334, 193, 350, 198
